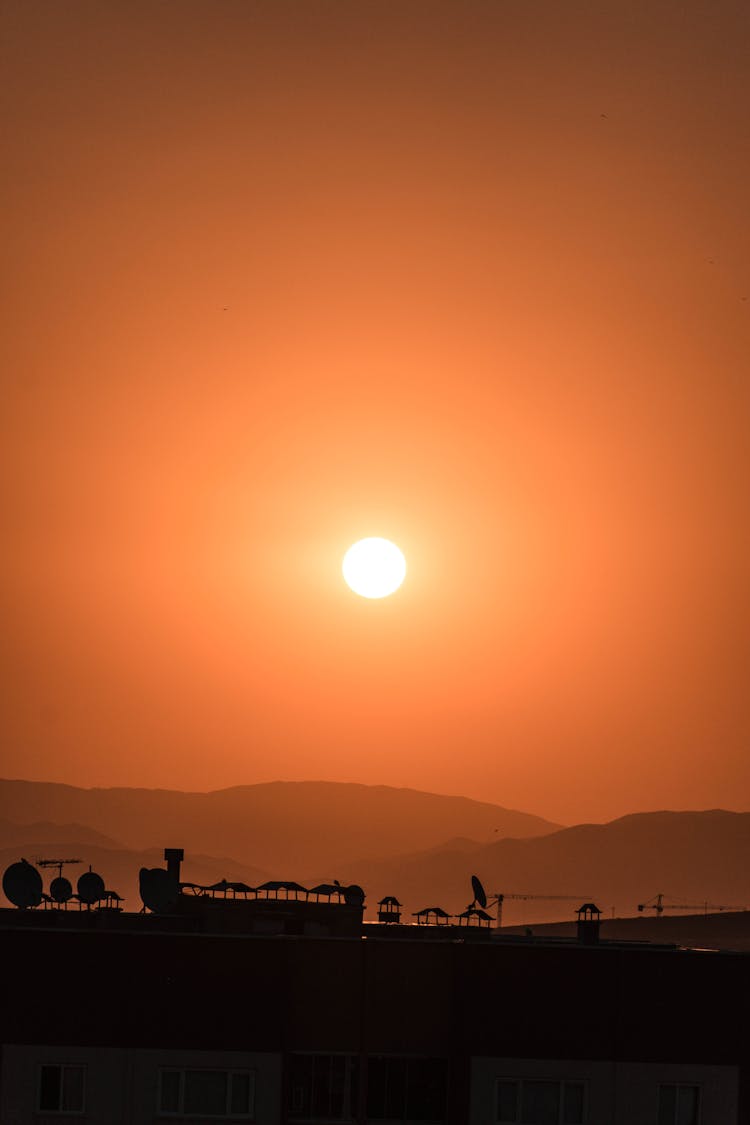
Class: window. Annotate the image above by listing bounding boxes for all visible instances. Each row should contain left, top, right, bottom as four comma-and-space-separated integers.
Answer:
288, 1054, 358, 1121
367, 1057, 448, 1122
158, 1069, 254, 1117
496, 1079, 585, 1124
658, 1085, 701, 1125
38, 1065, 85, 1114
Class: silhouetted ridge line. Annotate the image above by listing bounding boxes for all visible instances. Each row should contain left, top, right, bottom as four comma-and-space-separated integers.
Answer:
0, 778, 559, 881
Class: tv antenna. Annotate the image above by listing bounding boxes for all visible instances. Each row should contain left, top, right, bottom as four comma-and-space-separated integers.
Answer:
3, 858, 44, 909
37, 858, 82, 879
77, 868, 106, 908
37, 859, 82, 905
471, 874, 487, 909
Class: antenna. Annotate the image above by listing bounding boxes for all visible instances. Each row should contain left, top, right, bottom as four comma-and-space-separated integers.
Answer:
139, 867, 179, 914
77, 869, 106, 907
37, 858, 81, 905
3, 859, 44, 909
37, 858, 82, 879
343, 883, 365, 908
50, 876, 73, 904
471, 874, 488, 909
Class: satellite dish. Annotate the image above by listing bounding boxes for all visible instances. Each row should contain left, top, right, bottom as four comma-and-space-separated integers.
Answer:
50, 876, 73, 903
77, 870, 106, 905
343, 883, 365, 907
139, 867, 179, 913
471, 874, 487, 909
3, 859, 43, 909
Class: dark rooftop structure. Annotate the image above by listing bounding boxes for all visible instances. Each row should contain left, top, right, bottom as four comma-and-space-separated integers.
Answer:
1, 848, 748, 1123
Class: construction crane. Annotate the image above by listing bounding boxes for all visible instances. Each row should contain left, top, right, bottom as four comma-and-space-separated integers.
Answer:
637, 893, 744, 917
468, 876, 595, 927
493, 893, 594, 928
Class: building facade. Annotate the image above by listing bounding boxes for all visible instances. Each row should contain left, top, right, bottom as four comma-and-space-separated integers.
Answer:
0, 904, 747, 1124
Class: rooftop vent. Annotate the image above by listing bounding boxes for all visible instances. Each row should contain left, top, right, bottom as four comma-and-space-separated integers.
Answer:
576, 902, 601, 945
377, 895, 402, 924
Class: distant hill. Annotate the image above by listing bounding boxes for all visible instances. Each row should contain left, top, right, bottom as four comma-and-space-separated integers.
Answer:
2, 798, 748, 927
0, 779, 558, 878
0, 817, 121, 850
322, 809, 750, 923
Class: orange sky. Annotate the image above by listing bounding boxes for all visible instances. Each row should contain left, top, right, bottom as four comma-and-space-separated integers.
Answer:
2, 1, 749, 824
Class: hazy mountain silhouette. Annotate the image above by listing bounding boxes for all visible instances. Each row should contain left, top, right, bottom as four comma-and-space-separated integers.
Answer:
4, 783, 745, 929
324, 809, 750, 923
0, 817, 122, 850
0, 779, 558, 875
418, 835, 484, 855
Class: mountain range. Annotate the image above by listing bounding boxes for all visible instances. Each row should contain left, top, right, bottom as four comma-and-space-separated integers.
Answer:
1, 780, 748, 928
0, 778, 555, 871
324, 808, 750, 922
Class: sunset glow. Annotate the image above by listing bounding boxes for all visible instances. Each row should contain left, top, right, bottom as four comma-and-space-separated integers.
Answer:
1, 3, 748, 825
342, 538, 406, 599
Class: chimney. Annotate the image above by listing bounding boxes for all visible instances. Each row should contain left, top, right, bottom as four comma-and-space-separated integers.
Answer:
164, 848, 184, 883
576, 903, 601, 945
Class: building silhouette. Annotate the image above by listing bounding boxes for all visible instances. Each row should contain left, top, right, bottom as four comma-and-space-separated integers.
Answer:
0, 849, 745, 1123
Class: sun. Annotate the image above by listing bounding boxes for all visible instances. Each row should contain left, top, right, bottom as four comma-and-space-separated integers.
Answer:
342, 538, 406, 599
